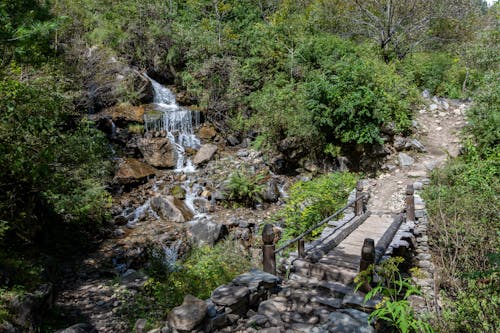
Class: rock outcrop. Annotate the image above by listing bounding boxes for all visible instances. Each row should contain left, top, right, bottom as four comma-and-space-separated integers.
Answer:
114, 158, 157, 185
138, 137, 178, 168
193, 144, 218, 165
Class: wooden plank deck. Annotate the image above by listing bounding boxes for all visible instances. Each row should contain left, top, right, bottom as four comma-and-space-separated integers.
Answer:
325, 214, 394, 271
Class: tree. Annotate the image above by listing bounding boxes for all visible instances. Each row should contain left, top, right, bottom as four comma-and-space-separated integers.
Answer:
350, 0, 485, 61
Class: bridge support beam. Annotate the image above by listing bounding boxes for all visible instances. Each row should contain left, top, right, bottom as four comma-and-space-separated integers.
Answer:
406, 184, 415, 222
355, 180, 364, 216
262, 224, 276, 275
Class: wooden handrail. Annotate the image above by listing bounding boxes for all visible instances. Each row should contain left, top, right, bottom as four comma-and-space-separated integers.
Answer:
273, 192, 366, 254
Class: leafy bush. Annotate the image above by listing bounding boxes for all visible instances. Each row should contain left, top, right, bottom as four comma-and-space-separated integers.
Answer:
276, 172, 358, 243
0, 67, 112, 243
465, 72, 500, 155
226, 170, 266, 207
355, 257, 434, 333
123, 239, 253, 327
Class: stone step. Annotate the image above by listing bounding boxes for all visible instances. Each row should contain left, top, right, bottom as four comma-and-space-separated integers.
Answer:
291, 259, 358, 285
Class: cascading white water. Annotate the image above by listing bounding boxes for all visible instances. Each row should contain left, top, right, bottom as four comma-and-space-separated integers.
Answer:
144, 74, 201, 172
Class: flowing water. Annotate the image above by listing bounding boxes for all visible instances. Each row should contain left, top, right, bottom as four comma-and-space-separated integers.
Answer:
144, 74, 200, 172
121, 76, 209, 231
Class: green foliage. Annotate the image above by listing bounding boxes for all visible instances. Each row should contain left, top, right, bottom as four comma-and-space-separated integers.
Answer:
399, 52, 470, 98
226, 170, 265, 207
0, 67, 112, 243
277, 172, 358, 243
123, 239, 253, 327
438, 271, 499, 333
465, 72, 500, 155
423, 65, 499, 332
355, 257, 434, 333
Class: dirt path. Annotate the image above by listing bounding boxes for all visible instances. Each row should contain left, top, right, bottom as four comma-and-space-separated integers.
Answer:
367, 96, 468, 214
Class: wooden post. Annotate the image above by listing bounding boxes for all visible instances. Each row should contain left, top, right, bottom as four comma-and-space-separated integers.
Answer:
355, 180, 364, 216
298, 239, 305, 258
262, 224, 276, 275
406, 184, 415, 222
360, 238, 375, 272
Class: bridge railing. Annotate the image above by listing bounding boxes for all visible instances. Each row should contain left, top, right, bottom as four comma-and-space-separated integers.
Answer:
262, 180, 366, 275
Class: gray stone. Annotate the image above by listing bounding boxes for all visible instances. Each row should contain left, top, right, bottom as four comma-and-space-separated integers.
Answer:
138, 137, 178, 168
406, 139, 426, 152
398, 153, 414, 167
322, 311, 374, 333
258, 299, 287, 326
167, 295, 207, 332
413, 182, 423, 190
342, 293, 379, 310
247, 314, 270, 327
232, 269, 280, 290
422, 89, 430, 99
55, 323, 97, 333
211, 285, 249, 315
429, 103, 439, 111
393, 136, 407, 151
423, 160, 438, 170
193, 144, 218, 165
150, 196, 193, 223
311, 296, 342, 309
134, 319, 147, 333
188, 219, 228, 246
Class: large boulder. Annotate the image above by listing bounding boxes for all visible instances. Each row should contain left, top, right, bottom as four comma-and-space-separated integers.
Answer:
197, 124, 217, 141
150, 196, 193, 223
92, 104, 145, 127
211, 285, 250, 315
114, 158, 157, 185
193, 144, 218, 165
167, 295, 208, 332
138, 137, 178, 168
188, 219, 228, 246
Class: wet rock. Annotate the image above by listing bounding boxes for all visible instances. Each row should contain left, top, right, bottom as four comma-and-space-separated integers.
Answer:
167, 295, 207, 332
193, 144, 218, 165
321, 311, 374, 333
138, 137, 177, 168
114, 158, 157, 185
188, 219, 228, 246
150, 196, 192, 223
260, 179, 280, 203
55, 323, 97, 333
198, 124, 217, 140
398, 153, 415, 167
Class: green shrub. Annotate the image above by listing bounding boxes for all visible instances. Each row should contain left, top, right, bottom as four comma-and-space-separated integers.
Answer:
355, 257, 434, 333
226, 170, 266, 207
123, 240, 253, 327
399, 52, 471, 98
276, 172, 358, 243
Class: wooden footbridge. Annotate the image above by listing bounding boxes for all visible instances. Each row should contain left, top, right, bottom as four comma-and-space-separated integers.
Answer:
262, 180, 417, 284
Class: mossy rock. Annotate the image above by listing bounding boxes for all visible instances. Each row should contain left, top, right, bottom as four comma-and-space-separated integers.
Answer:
171, 185, 186, 200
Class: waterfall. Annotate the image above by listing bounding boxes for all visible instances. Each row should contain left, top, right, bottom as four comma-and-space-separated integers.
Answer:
144, 74, 201, 171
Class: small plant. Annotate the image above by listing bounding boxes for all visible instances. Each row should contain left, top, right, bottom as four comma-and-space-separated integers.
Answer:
355, 257, 434, 333
226, 170, 265, 207
128, 123, 144, 134
276, 172, 358, 243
